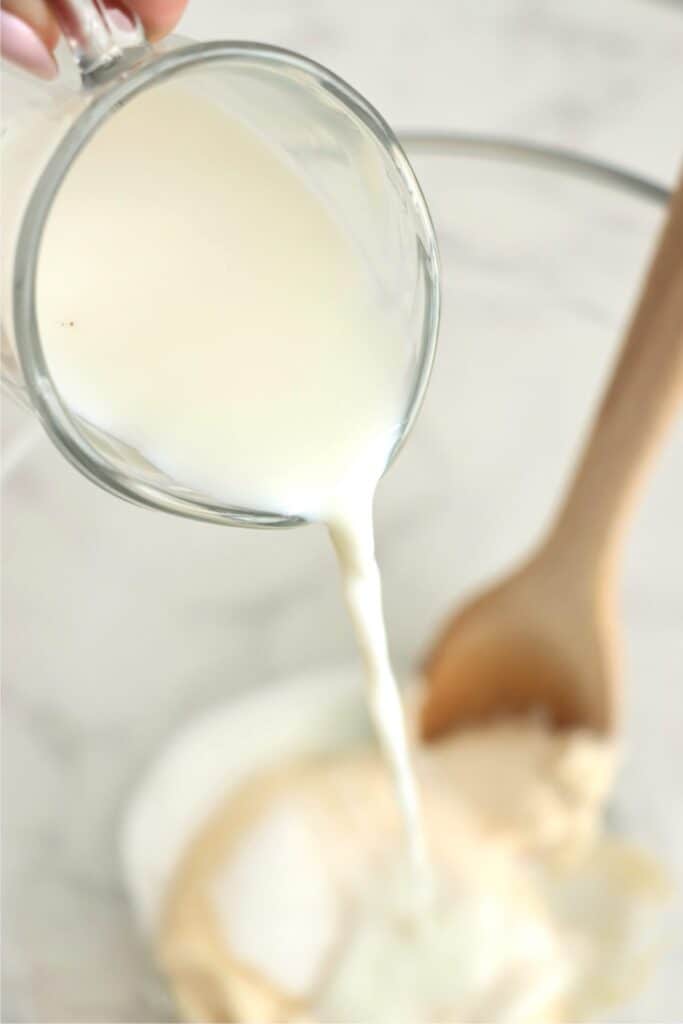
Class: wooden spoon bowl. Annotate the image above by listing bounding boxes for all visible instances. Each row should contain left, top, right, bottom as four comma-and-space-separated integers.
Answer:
422, 555, 616, 740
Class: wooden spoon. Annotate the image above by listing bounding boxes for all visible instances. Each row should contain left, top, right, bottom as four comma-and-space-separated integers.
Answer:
422, 170, 683, 741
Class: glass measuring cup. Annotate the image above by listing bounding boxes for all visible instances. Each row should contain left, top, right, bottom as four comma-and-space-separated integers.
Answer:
1, 1, 440, 527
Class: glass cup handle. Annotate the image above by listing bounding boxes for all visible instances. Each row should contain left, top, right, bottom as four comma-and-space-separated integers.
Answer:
49, 0, 148, 80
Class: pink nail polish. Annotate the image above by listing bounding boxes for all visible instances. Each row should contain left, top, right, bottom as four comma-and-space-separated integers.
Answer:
0, 10, 58, 80
104, 2, 135, 34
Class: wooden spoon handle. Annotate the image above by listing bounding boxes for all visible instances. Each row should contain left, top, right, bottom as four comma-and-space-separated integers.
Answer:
548, 169, 683, 581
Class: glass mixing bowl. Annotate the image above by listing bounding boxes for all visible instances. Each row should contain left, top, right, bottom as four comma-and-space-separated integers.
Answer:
2, 138, 681, 1023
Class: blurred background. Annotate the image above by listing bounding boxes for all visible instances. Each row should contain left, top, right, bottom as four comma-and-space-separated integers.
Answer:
2, 1, 683, 1021
174, 0, 683, 183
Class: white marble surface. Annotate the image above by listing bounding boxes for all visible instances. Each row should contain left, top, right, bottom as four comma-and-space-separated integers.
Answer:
2, 1, 683, 1021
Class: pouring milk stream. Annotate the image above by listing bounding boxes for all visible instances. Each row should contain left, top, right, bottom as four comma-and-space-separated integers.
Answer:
36, 82, 429, 880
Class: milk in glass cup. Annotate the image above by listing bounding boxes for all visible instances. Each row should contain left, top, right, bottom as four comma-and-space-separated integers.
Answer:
1, 0, 440, 526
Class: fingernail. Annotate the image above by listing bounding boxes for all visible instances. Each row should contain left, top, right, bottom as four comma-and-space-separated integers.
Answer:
104, 2, 135, 34
0, 10, 58, 80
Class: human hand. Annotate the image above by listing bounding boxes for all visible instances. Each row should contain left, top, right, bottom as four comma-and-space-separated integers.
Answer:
0, 0, 188, 79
